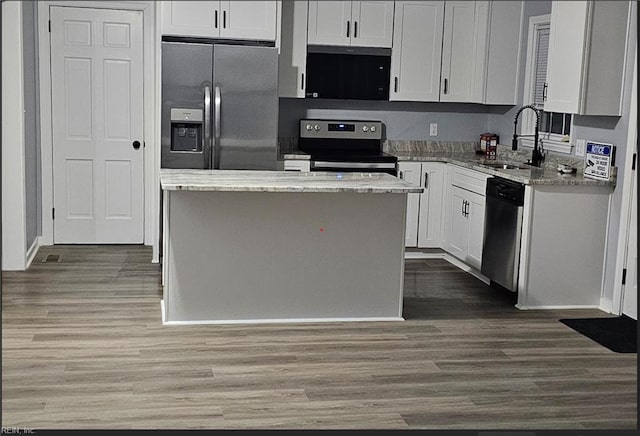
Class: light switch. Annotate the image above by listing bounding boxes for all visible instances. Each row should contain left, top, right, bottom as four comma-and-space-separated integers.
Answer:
429, 123, 438, 137
575, 139, 586, 157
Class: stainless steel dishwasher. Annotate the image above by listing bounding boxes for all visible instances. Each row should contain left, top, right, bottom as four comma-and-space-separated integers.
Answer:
481, 177, 525, 292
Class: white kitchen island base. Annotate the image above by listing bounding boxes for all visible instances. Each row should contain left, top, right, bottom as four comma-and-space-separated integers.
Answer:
161, 170, 421, 324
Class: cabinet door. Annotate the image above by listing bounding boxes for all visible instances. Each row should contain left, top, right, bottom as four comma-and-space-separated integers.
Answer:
389, 1, 444, 102
220, 1, 277, 40
440, 1, 479, 102
398, 162, 422, 247
307, 1, 352, 46
417, 163, 444, 248
466, 190, 486, 270
350, 1, 394, 48
544, 1, 588, 114
279, 0, 308, 97
161, 1, 221, 38
483, 0, 523, 105
447, 186, 470, 261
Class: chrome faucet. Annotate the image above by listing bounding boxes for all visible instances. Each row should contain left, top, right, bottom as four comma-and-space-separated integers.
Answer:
512, 104, 544, 167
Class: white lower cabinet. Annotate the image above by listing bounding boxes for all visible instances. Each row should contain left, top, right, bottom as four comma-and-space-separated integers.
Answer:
398, 162, 444, 248
443, 165, 489, 270
447, 186, 486, 270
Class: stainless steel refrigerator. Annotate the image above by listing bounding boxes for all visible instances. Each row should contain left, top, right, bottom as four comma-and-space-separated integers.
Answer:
161, 41, 278, 170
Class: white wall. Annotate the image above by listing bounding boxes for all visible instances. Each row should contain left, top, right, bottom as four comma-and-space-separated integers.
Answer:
2, 1, 27, 270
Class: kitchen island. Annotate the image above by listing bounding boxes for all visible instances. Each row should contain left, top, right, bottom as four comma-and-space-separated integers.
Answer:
160, 169, 422, 324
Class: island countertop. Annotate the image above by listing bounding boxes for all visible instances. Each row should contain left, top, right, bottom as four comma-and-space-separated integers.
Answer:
160, 169, 424, 193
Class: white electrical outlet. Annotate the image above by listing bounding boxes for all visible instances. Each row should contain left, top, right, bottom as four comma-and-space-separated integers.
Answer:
429, 123, 438, 137
575, 139, 586, 157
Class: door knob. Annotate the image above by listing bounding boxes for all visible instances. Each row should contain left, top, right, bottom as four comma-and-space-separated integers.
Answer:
133, 140, 141, 150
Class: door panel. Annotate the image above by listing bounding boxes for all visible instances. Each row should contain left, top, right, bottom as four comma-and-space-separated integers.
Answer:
466, 190, 486, 270
448, 186, 469, 260
51, 6, 144, 243
307, 1, 351, 46
351, 1, 394, 48
220, 1, 277, 40
417, 163, 444, 248
441, 1, 476, 102
390, 1, 444, 101
398, 162, 422, 247
213, 44, 278, 170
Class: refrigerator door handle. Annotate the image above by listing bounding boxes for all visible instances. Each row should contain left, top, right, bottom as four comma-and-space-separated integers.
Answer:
213, 85, 221, 168
204, 85, 212, 168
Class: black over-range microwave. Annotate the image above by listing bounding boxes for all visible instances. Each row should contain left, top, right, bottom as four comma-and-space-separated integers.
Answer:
305, 46, 391, 100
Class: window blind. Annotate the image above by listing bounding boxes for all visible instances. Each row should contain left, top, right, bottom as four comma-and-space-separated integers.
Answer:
532, 25, 550, 108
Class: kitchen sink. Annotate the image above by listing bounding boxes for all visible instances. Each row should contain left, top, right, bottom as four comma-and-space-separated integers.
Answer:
480, 161, 532, 170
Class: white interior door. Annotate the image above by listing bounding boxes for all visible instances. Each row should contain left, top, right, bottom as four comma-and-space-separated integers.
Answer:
622, 160, 637, 319
50, 6, 144, 243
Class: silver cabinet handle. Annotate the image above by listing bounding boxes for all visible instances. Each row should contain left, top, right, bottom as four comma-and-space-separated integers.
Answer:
213, 86, 221, 168
203, 85, 211, 168
424, 172, 429, 188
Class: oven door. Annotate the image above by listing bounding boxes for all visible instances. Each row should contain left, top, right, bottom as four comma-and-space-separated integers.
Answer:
311, 161, 397, 176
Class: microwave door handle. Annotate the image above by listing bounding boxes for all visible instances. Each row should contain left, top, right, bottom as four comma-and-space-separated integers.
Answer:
213, 85, 221, 169
203, 85, 211, 168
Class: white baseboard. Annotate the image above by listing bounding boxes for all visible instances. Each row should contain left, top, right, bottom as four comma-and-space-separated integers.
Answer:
25, 236, 41, 269
515, 304, 602, 310
159, 299, 404, 325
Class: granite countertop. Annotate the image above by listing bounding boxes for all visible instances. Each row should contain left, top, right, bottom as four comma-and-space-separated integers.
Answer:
393, 151, 616, 187
160, 169, 423, 193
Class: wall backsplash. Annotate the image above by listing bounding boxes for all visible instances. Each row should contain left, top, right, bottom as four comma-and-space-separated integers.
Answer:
279, 98, 492, 141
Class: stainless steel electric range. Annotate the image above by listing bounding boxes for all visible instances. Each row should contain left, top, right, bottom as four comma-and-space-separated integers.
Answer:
298, 119, 398, 176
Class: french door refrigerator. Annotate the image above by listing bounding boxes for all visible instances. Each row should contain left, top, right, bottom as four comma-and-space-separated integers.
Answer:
161, 40, 278, 170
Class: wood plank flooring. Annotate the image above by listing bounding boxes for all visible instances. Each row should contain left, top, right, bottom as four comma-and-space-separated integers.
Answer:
2, 245, 636, 429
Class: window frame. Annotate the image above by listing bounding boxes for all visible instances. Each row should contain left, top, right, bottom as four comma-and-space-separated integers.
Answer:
521, 14, 573, 154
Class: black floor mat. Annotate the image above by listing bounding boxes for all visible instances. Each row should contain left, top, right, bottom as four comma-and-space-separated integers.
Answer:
559, 315, 637, 353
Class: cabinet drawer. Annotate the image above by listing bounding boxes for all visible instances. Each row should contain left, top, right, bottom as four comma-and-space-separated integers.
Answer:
449, 165, 489, 196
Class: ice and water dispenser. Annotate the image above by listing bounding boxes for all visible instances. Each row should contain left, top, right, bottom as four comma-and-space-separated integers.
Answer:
170, 108, 203, 152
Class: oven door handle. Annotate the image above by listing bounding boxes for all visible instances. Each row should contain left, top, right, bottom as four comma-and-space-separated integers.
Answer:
313, 161, 397, 169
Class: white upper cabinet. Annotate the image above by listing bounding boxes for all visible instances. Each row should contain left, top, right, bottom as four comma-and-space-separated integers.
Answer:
307, 0, 394, 47
350, 1, 395, 48
279, 0, 308, 98
390, 1, 444, 102
483, 1, 523, 105
545, 0, 630, 115
161, 1, 278, 41
440, 1, 489, 103
390, 0, 521, 104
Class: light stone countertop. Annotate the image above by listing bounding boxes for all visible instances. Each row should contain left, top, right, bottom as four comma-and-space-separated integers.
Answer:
394, 151, 616, 187
160, 169, 423, 193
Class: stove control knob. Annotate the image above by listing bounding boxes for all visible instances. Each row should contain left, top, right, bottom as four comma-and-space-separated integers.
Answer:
362, 125, 369, 132
313, 124, 320, 131
370, 125, 377, 133
305, 124, 313, 131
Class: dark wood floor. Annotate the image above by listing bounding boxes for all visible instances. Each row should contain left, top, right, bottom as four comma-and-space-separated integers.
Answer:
2, 245, 636, 429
